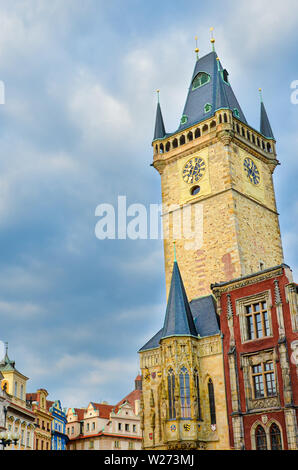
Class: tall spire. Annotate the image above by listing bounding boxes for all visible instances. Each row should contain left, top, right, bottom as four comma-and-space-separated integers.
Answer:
153, 90, 166, 141
161, 260, 197, 339
177, 51, 247, 132
259, 88, 275, 139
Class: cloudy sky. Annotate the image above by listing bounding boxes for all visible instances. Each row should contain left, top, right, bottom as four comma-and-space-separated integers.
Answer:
0, 0, 297, 408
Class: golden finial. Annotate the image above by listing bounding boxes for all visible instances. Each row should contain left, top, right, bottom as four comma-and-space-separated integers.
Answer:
194, 36, 199, 60
258, 88, 263, 103
210, 27, 215, 51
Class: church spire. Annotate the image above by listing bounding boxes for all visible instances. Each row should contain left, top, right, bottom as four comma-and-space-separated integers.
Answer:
153, 90, 166, 140
161, 256, 197, 339
259, 88, 275, 139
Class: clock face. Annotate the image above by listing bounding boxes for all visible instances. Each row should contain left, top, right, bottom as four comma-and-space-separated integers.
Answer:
243, 157, 260, 185
182, 157, 206, 184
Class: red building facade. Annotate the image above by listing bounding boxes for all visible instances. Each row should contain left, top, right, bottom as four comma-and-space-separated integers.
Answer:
212, 264, 298, 450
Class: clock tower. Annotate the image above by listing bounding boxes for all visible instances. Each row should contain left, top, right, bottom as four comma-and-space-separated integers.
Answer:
152, 43, 284, 300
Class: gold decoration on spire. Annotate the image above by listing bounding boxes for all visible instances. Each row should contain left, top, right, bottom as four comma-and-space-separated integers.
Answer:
156, 89, 160, 103
194, 36, 199, 60
210, 27, 215, 51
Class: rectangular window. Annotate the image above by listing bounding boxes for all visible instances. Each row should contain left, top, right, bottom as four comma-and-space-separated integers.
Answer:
128, 441, 134, 449
114, 441, 120, 449
118, 423, 122, 431
86, 423, 89, 431
133, 425, 136, 433
245, 301, 270, 340
252, 362, 276, 399
92, 422, 95, 430
125, 424, 129, 432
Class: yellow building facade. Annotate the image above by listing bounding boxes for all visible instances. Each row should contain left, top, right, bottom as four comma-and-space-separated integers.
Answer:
26, 389, 53, 450
140, 40, 283, 450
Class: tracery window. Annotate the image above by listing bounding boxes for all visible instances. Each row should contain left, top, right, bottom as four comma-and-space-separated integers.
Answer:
167, 368, 176, 419
179, 367, 191, 418
255, 425, 267, 450
194, 369, 202, 420
208, 378, 216, 425
270, 423, 282, 450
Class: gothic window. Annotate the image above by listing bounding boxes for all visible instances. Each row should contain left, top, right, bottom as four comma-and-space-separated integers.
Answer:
167, 368, 176, 419
255, 425, 267, 450
252, 362, 276, 399
208, 378, 216, 425
159, 143, 164, 154
192, 72, 210, 90
165, 141, 171, 152
179, 135, 185, 145
187, 131, 193, 141
194, 369, 202, 420
270, 423, 282, 450
179, 367, 191, 418
194, 128, 201, 138
245, 301, 270, 340
173, 138, 178, 149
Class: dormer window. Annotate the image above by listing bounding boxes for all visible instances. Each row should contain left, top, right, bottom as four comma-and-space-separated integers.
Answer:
204, 103, 212, 114
180, 114, 188, 125
192, 72, 210, 90
222, 69, 229, 84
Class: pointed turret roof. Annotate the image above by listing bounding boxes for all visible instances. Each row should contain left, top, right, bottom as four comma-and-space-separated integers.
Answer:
260, 97, 274, 139
161, 261, 197, 339
0, 343, 15, 372
175, 51, 246, 133
153, 101, 166, 141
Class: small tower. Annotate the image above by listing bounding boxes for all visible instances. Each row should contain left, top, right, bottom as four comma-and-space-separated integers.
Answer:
139, 252, 230, 450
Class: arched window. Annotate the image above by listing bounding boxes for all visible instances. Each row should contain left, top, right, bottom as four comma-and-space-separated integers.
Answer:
165, 141, 171, 152
167, 369, 176, 419
179, 367, 191, 418
172, 138, 178, 149
236, 124, 240, 134
219, 114, 222, 123
192, 72, 210, 90
194, 369, 202, 420
267, 143, 272, 153
187, 131, 193, 142
224, 113, 228, 123
202, 124, 208, 134
208, 378, 216, 425
255, 425, 267, 450
195, 128, 201, 139
159, 143, 164, 154
210, 120, 216, 129
179, 135, 185, 145
270, 423, 282, 450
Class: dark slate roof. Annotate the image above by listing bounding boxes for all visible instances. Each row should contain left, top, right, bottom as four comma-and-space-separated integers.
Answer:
139, 328, 163, 352
172, 51, 246, 134
153, 102, 166, 140
161, 261, 197, 339
189, 295, 220, 337
139, 293, 220, 352
260, 100, 274, 139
